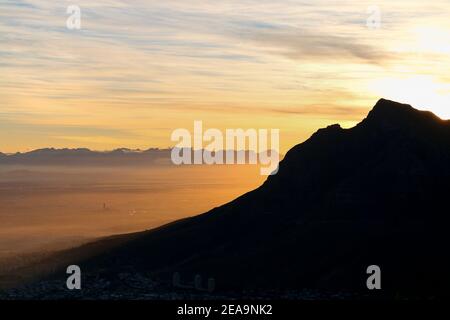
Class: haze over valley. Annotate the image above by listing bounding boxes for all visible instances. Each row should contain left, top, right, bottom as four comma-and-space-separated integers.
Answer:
0, 154, 264, 269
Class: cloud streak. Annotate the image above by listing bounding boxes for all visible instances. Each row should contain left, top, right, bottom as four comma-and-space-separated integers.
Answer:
1, 0, 450, 152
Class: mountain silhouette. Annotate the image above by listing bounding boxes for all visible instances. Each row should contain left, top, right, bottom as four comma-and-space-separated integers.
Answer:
0, 148, 173, 166
7, 99, 450, 298
0, 147, 277, 167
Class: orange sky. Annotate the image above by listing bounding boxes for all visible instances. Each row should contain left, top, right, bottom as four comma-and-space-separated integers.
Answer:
1, 0, 449, 153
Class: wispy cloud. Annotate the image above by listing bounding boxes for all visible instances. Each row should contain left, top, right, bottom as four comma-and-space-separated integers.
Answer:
1, 0, 450, 152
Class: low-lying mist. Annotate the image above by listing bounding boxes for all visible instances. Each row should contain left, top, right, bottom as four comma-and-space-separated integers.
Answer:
0, 164, 264, 272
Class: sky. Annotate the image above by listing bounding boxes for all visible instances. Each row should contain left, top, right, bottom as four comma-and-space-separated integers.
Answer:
1, 0, 450, 153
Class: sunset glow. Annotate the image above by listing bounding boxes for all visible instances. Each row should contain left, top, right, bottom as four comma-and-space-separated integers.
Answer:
370, 76, 450, 119
1, 0, 450, 153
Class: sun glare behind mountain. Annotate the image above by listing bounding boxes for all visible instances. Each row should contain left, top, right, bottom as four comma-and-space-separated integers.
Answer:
369, 76, 450, 120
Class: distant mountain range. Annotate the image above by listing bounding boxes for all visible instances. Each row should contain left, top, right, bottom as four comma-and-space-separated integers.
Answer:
0, 148, 276, 167
4, 99, 450, 299
0, 148, 173, 166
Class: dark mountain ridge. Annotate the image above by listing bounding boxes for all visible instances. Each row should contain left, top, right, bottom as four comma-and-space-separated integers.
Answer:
5, 99, 450, 298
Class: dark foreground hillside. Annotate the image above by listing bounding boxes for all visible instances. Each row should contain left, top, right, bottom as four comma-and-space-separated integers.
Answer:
2, 99, 450, 300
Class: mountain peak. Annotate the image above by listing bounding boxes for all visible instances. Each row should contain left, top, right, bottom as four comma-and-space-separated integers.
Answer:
374, 98, 410, 108
362, 98, 446, 131
369, 98, 415, 118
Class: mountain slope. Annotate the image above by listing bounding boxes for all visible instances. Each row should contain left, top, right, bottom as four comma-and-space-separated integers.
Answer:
8, 99, 450, 298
